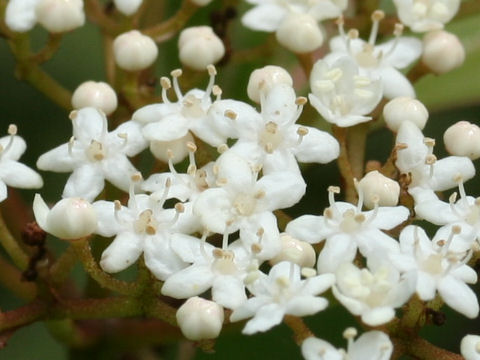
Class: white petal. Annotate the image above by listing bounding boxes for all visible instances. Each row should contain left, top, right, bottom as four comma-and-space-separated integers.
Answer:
242, 4, 285, 32
0, 160, 43, 188
113, 120, 148, 156
242, 303, 284, 334
212, 275, 247, 309
378, 67, 416, 99
286, 215, 330, 244
294, 126, 339, 164
92, 200, 121, 237
317, 233, 357, 273
0, 181, 6, 202
429, 156, 475, 191
161, 264, 213, 298
143, 234, 187, 281
230, 296, 270, 322
72, 107, 107, 141
438, 276, 479, 318
100, 232, 143, 273
5, 0, 39, 32
194, 188, 233, 234
132, 103, 177, 124
63, 163, 104, 201
285, 296, 328, 316
416, 272, 437, 300
258, 171, 306, 210
302, 274, 336, 295
350, 331, 393, 360
0, 135, 26, 160
361, 306, 395, 326
36, 143, 77, 172
102, 155, 137, 192
379, 37, 422, 69
302, 337, 343, 360
32, 193, 49, 230
170, 233, 214, 263
367, 206, 409, 230
142, 114, 189, 142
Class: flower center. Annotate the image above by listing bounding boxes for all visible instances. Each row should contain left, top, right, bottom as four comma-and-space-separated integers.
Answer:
339, 209, 365, 233
181, 94, 206, 118
212, 249, 238, 275
133, 209, 158, 235
259, 121, 284, 154
86, 140, 106, 161
233, 193, 257, 216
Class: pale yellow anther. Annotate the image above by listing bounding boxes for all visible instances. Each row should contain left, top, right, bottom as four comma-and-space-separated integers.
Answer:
354, 214, 366, 223
265, 121, 278, 133
454, 174, 463, 183
207, 64, 217, 76
265, 143, 274, 154
165, 177, 172, 188
424, 137, 436, 147
212, 85, 222, 97
396, 143, 408, 150
297, 126, 309, 136
256, 227, 264, 237
449, 192, 458, 204
254, 190, 266, 199
335, 15, 344, 26
175, 202, 185, 213
69, 110, 78, 120
171, 69, 182, 78
251, 243, 262, 254
295, 96, 307, 106
475, 197, 480, 206
324, 208, 334, 219
371, 10, 385, 21
160, 77, 171, 89
394, 23, 404, 36
216, 178, 228, 186
117, 133, 128, 140
348, 29, 359, 39
475, 340, 480, 353
212, 248, 223, 258
217, 144, 229, 154
328, 186, 341, 194
146, 225, 156, 235
186, 141, 197, 152
8, 124, 17, 135
276, 276, 290, 288
167, 149, 174, 159
224, 109, 237, 120
452, 225, 461, 234
244, 271, 260, 285
301, 267, 317, 278
114, 200, 122, 211
343, 327, 358, 340
425, 154, 437, 165
212, 165, 219, 175
437, 239, 446, 247
131, 172, 143, 183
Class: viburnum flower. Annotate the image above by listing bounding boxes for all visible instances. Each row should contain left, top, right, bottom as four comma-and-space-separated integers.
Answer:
162, 237, 254, 309
332, 257, 415, 326
309, 56, 383, 127
242, 0, 347, 33
220, 84, 340, 174
390, 225, 479, 318
230, 261, 335, 334
0, 124, 43, 202
194, 152, 306, 259
286, 185, 408, 273
395, 120, 475, 203
393, 0, 460, 32
133, 66, 227, 152
326, 12, 422, 98
461, 334, 480, 360
302, 329, 393, 360
94, 178, 189, 280
37, 107, 147, 201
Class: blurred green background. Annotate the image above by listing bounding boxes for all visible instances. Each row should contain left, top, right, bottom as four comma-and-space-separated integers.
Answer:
1, 0, 480, 359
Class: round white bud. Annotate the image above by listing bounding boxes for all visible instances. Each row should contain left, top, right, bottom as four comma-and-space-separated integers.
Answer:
444, 121, 480, 160
150, 132, 195, 164
33, 194, 97, 240
113, 0, 142, 16
270, 233, 316, 268
422, 30, 465, 74
71, 81, 118, 115
35, 0, 85, 33
113, 30, 158, 71
383, 96, 428, 131
176, 297, 224, 341
461, 334, 480, 360
247, 65, 293, 103
189, 0, 213, 6
358, 171, 400, 209
275, 13, 323, 53
178, 26, 225, 71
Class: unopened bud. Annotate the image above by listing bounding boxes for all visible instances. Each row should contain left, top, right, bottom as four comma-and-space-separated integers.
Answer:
270, 233, 316, 268
247, 65, 293, 103
178, 26, 225, 71
383, 96, 428, 131
71, 81, 118, 115
113, 0, 142, 16
444, 121, 480, 160
176, 297, 224, 341
113, 30, 158, 71
358, 171, 400, 208
422, 30, 465, 74
275, 13, 324, 54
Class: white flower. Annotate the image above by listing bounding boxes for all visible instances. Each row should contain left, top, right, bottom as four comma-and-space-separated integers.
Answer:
393, 0, 460, 32
162, 237, 253, 309
113, 30, 158, 71
221, 84, 339, 174
302, 330, 393, 360
95, 186, 190, 281
309, 56, 383, 127
326, 12, 422, 98
178, 26, 225, 71
286, 185, 408, 273
461, 334, 480, 360
390, 225, 479, 318
37, 107, 147, 201
5, 0, 39, 32
71, 81, 118, 116
230, 261, 334, 334
332, 259, 414, 326
0, 124, 43, 202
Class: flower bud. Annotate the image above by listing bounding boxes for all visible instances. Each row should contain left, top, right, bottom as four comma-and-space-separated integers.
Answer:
189, 0, 213, 6
270, 233, 316, 268
358, 171, 400, 208
72, 81, 118, 115
113, 30, 158, 71
33, 194, 97, 239
422, 30, 465, 74
247, 65, 293, 103
150, 132, 195, 164
275, 13, 323, 53
113, 0, 142, 16
176, 297, 224, 341
383, 97, 428, 131
35, 0, 85, 33
444, 121, 480, 160
461, 334, 480, 360
178, 26, 225, 71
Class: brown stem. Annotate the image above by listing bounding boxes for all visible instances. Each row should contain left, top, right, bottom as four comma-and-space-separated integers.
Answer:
403, 337, 463, 360
332, 126, 356, 202
29, 33, 63, 63
84, 0, 119, 34
0, 256, 37, 300
346, 122, 369, 181
283, 315, 314, 345
0, 301, 46, 332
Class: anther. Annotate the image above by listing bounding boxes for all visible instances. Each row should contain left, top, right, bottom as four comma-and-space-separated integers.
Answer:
348, 29, 359, 39
424, 137, 436, 147
114, 200, 122, 211
394, 23, 404, 36
175, 202, 185, 213
301, 267, 317, 278
425, 154, 437, 165
251, 243, 262, 254
295, 96, 307, 106
343, 327, 357, 340
224, 109, 237, 120
452, 225, 461, 234
217, 144, 229, 154
69, 110, 78, 120
207, 64, 217, 76
160, 77, 171, 89
371, 10, 385, 22
254, 190, 266, 199
212, 85, 222, 99
212, 248, 223, 259
328, 186, 341, 194
335, 15, 344, 26
131, 172, 143, 183
297, 127, 309, 136
171, 69, 182, 78
68, 136, 75, 156
186, 141, 197, 153
8, 124, 17, 135
167, 149, 174, 159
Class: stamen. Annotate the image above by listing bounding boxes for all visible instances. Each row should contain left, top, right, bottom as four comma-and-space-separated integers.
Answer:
199, 231, 209, 260
203, 64, 217, 102
335, 15, 345, 37
69, 110, 78, 120
186, 141, 197, 175
68, 136, 75, 157
297, 126, 308, 145
170, 69, 183, 100
301, 267, 317, 278
114, 200, 122, 223
224, 109, 237, 120
369, 10, 385, 45
117, 132, 128, 146
343, 327, 357, 353
128, 172, 143, 211
152, 177, 171, 209
454, 175, 468, 206
353, 178, 364, 211
384, 23, 405, 59
217, 143, 229, 154
212, 85, 222, 101
8, 124, 17, 135
441, 225, 461, 255
365, 195, 380, 224
160, 77, 171, 104
327, 186, 341, 214
222, 231, 229, 250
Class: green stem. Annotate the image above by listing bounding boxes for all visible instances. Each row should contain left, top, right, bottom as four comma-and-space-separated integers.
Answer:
49, 245, 77, 286
72, 238, 140, 296
0, 256, 37, 300
403, 337, 463, 360
283, 315, 314, 345
346, 122, 368, 181
29, 33, 63, 63
332, 126, 355, 203
0, 210, 29, 270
